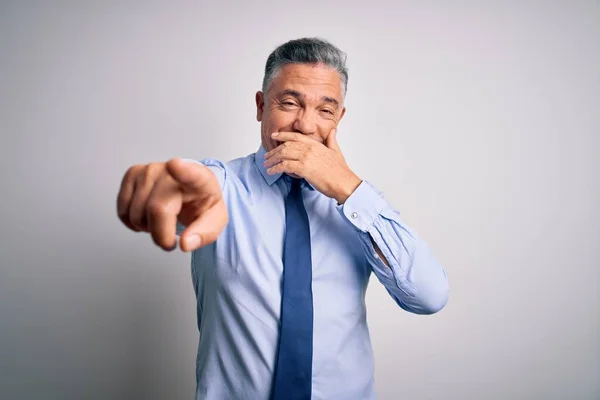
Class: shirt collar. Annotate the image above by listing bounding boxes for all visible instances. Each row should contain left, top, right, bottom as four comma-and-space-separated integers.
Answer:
254, 144, 315, 190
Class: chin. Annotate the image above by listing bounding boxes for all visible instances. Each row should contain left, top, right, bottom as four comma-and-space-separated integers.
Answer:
262, 137, 278, 152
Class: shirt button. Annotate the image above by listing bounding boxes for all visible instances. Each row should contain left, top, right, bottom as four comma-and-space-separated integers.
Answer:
351, 212, 358, 219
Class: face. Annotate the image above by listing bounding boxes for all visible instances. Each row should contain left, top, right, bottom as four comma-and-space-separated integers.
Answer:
255, 63, 346, 152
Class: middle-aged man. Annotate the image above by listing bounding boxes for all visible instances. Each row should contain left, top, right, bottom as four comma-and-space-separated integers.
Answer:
117, 37, 449, 400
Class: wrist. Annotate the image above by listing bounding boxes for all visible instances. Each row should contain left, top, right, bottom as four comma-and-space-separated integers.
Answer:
334, 173, 362, 204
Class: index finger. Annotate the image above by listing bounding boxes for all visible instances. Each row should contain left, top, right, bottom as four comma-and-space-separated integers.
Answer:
271, 131, 316, 144
165, 158, 214, 193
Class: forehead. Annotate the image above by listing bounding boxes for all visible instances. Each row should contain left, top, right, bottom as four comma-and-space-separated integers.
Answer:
269, 63, 343, 102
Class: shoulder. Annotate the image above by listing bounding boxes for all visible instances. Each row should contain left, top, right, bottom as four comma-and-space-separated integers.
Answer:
190, 151, 257, 191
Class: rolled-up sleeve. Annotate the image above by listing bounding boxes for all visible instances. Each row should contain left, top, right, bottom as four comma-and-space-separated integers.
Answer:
337, 180, 449, 314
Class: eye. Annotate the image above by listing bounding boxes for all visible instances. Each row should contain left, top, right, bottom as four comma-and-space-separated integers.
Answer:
279, 100, 299, 109
321, 109, 334, 115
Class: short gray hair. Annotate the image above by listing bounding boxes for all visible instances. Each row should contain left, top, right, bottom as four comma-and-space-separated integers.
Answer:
262, 37, 348, 99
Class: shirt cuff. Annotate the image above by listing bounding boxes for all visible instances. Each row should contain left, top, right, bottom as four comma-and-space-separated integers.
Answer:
337, 180, 387, 232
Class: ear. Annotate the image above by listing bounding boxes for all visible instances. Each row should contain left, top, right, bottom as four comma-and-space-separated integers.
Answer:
255, 91, 265, 122
338, 106, 346, 122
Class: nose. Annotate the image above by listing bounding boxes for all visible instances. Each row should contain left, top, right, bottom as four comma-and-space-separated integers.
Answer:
292, 109, 317, 135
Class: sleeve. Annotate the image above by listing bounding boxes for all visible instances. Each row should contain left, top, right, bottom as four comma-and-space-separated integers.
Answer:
336, 180, 449, 315
176, 158, 227, 236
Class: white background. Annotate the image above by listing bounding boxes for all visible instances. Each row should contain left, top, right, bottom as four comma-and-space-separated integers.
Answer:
1, 1, 598, 399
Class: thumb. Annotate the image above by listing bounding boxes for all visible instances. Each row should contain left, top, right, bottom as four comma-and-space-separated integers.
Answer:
180, 200, 229, 252
325, 128, 341, 152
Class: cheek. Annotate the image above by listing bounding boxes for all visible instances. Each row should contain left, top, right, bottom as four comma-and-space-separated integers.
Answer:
316, 122, 336, 143
269, 108, 298, 129
261, 124, 279, 151
262, 111, 295, 149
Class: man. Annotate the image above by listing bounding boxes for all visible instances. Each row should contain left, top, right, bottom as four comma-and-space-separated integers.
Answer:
117, 38, 449, 400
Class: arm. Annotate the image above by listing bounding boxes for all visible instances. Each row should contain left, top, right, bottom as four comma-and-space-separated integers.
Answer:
337, 181, 449, 315
262, 130, 449, 313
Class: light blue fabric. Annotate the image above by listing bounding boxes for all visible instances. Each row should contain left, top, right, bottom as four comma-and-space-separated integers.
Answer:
180, 145, 449, 400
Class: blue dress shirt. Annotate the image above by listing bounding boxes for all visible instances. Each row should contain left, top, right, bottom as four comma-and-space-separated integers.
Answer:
180, 145, 449, 400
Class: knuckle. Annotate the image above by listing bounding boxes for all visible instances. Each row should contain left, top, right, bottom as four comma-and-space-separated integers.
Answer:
139, 165, 162, 187
130, 216, 146, 232
129, 212, 143, 226
126, 164, 141, 177
116, 200, 128, 217
116, 188, 126, 203
147, 199, 168, 218
123, 164, 142, 184
146, 162, 165, 178
129, 204, 145, 223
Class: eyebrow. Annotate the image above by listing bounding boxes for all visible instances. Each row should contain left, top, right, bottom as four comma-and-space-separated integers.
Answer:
277, 89, 340, 108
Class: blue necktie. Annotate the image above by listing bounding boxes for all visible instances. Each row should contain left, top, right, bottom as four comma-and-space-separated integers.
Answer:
271, 177, 314, 400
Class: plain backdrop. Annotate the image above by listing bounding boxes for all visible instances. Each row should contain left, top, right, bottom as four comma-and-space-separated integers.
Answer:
1, 1, 598, 399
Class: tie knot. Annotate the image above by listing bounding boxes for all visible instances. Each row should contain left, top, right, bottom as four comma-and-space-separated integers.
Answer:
284, 175, 303, 194
291, 178, 302, 189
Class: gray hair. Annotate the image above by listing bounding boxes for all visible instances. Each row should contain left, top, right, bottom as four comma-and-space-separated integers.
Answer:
261, 37, 348, 99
